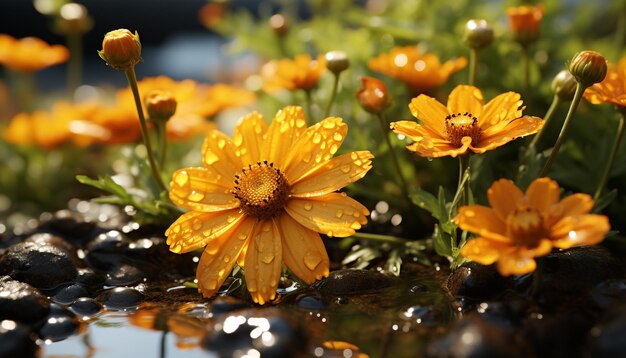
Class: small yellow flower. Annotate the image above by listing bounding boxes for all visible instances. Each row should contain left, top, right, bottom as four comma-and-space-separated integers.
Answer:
456, 178, 610, 276
506, 5, 544, 46
0, 34, 69, 72
368, 46, 466, 94
390, 85, 543, 158
261, 54, 326, 92
166, 106, 373, 304
584, 57, 626, 106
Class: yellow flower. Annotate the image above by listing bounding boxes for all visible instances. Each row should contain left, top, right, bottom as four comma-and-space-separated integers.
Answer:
261, 54, 326, 92
456, 178, 610, 276
368, 46, 467, 94
166, 106, 373, 304
0, 34, 69, 72
390, 85, 543, 158
584, 57, 626, 107
506, 5, 544, 45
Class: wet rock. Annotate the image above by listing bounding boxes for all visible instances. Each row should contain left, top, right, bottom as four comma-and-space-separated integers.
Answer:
0, 242, 78, 290
105, 264, 144, 286
295, 293, 328, 310
101, 287, 144, 310
0, 320, 39, 358
209, 296, 250, 316
401, 305, 445, 327
75, 268, 106, 288
50, 283, 91, 305
69, 298, 102, 318
0, 276, 50, 325
38, 209, 97, 245
84, 230, 125, 270
24, 233, 76, 256
426, 314, 527, 358
312, 269, 398, 295
445, 263, 512, 299
521, 308, 593, 358
590, 279, 626, 311
39, 306, 81, 342
202, 308, 308, 358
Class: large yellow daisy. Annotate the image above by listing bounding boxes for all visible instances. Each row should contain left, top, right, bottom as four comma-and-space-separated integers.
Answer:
166, 106, 373, 304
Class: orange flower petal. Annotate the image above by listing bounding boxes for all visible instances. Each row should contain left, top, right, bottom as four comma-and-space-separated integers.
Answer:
407, 135, 472, 158
496, 239, 551, 276
290, 151, 373, 197
390, 120, 446, 142
480, 91, 523, 127
550, 214, 610, 249
231, 111, 268, 164
473, 116, 543, 153
408, 94, 448, 137
244, 220, 282, 305
487, 179, 524, 222
545, 193, 594, 227
525, 177, 560, 213
202, 130, 242, 180
455, 205, 508, 241
261, 106, 308, 168
165, 209, 244, 253
285, 193, 369, 238
277, 213, 329, 283
447, 85, 484, 118
460, 237, 509, 264
196, 216, 255, 298
169, 167, 238, 212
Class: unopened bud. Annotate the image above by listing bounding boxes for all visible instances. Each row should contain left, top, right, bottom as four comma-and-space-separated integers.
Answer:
569, 51, 607, 87
145, 90, 177, 122
98, 29, 142, 70
356, 76, 390, 114
325, 51, 350, 75
463, 19, 494, 50
269, 14, 288, 37
507, 5, 544, 46
54, 3, 93, 35
551, 70, 577, 101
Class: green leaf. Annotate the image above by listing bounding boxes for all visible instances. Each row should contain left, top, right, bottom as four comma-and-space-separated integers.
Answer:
411, 187, 444, 222
593, 189, 618, 213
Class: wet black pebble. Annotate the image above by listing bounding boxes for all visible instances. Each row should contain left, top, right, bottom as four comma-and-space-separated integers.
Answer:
105, 264, 144, 286
24, 233, 76, 256
69, 298, 102, 318
312, 269, 398, 295
0, 320, 39, 358
101, 287, 144, 310
0, 242, 78, 290
38, 313, 81, 342
0, 276, 50, 325
209, 296, 250, 316
39, 209, 97, 244
84, 230, 125, 270
75, 268, 106, 288
445, 262, 512, 299
295, 293, 327, 310
50, 283, 91, 305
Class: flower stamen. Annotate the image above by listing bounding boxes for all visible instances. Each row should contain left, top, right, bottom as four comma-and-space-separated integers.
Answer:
445, 112, 481, 147
506, 207, 547, 248
233, 161, 290, 220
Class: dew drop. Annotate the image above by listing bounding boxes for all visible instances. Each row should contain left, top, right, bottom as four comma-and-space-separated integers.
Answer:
302, 152, 312, 163
217, 139, 226, 149
351, 222, 362, 230
188, 191, 205, 202
326, 231, 334, 238
192, 220, 202, 230
303, 251, 322, 270
224, 255, 231, 263
323, 120, 336, 129
304, 203, 313, 211
312, 133, 322, 144
205, 151, 219, 165
350, 152, 358, 160
205, 279, 218, 290
261, 254, 275, 264
296, 118, 306, 128
333, 132, 343, 141
330, 144, 338, 154
335, 210, 344, 218
174, 171, 189, 186
340, 164, 351, 173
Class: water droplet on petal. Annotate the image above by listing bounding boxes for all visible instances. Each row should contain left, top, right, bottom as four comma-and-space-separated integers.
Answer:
192, 220, 202, 230
303, 251, 322, 270
224, 255, 231, 263
340, 164, 351, 173
312, 133, 322, 144
323, 120, 336, 129
261, 253, 274, 264
174, 171, 189, 186
217, 139, 226, 149
333, 132, 343, 141
302, 152, 312, 163
304, 203, 313, 211
188, 191, 205, 202
205, 151, 219, 165
335, 210, 344, 218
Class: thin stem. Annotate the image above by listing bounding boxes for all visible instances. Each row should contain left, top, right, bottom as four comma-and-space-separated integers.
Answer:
469, 48, 479, 86
156, 121, 168, 169
351, 232, 407, 245
124, 66, 168, 192
376, 112, 411, 203
459, 154, 471, 206
522, 45, 531, 96
594, 110, 625, 201
529, 95, 562, 150
67, 33, 83, 96
304, 89, 314, 125
324, 73, 341, 118
540, 83, 586, 177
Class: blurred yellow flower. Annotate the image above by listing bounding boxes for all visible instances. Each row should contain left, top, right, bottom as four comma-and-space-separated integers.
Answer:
456, 178, 610, 276
390, 85, 543, 158
0, 34, 69, 72
261, 54, 326, 92
584, 57, 626, 107
166, 106, 373, 304
506, 5, 544, 45
368, 46, 466, 94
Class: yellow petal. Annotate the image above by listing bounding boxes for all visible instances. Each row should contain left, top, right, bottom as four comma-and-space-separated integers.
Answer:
244, 220, 282, 305
407, 135, 471, 158
169, 167, 239, 212
231, 111, 268, 164
545, 193, 594, 227
480, 91, 523, 127
487, 179, 523, 222
525, 177, 560, 214
277, 213, 329, 283
285, 193, 369, 238
261, 106, 308, 168
165, 209, 243, 253
196, 216, 255, 298
201, 129, 242, 180
390, 120, 446, 142
496, 252, 537, 276
475, 116, 543, 153
460, 237, 508, 264
408, 94, 448, 137
550, 214, 610, 249
447, 85, 484, 119
290, 151, 373, 197
283, 117, 348, 183
455, 205, 509, 241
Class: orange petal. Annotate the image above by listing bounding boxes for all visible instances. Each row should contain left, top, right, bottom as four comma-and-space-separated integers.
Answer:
231, 111, 268, 164
447, 85, 484, 119
196, 216, 255, 298
169, 167, 239, 212
487, 179, 524, 222
495, 240, 551, 276
165, 209, 243, 253
408, 135, 471, 158
390, 120, 446, 142
201, 129, 242, 181
473, 116, 543, 153
285, 193, 369, 238
244, 220, 282, 305
283, 117, 348, 183
525, 177, 560, 214
290, 151, 373, 197
277, 213, 329, 283
408, 94, 448, 137
545, 193, 594, 227
550, 214, 610, 249
455, 205, 509, 241
480, 91, 523, 128
460, 237, 509, 264
261, 106, 308, 168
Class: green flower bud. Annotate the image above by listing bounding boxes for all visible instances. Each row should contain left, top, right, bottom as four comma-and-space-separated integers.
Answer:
463, 19, 494, 50
325, 51, 350, 75
551, 70, 577, 101
569, 51, 608, 87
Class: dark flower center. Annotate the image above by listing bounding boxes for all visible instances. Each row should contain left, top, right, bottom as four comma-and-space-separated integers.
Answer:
445, 112, 482, 147
233, 161, 290, 220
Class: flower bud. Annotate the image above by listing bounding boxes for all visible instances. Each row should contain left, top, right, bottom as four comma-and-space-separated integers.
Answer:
463, 19, 494, 50
568, 50, 607, 87
98, 29, 142, 70
507, 5, 544, 46
356, 76, 390, 114
325, 51, 350, 75
144, 90, 177, 122
53, 3, 93, 35
551, 70, 577, 101
269, 14, 288, 37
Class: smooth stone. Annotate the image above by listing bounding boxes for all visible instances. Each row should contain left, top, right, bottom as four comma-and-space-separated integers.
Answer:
296, 293, 328, 310
105, 264, 144, 287
69, 298, 102, 318
39, 210, 97, 244
0, 276, 50, 324
50, 283, 91, 305
209, 296, 250, 316
38, 314, 81, 342
24, 233, 76, 256
101, 287, 144, 310
75, 268, 106, 288
312, 269, 398, 295
445, 262, 512, 299
84, 230, 125, 270
0, 320, 39, 358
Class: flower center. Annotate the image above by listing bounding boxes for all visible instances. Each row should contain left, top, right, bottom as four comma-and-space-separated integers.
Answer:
233, 161, 290, 220
506, 207, 547, 248
445, 112, 481, 147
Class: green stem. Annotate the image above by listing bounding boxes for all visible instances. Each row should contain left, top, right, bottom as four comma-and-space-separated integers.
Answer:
67, 33, 83, 96
376, 112, 411, 203
594, 109, 626, 201
156, 121, 168, 170
469, 48, 479, 86
124, 66, 168, 192
324, 73, 341, 118
304, 89, 314, 125
459, 154, 471, 206
15, 71, 36, 112
522, 45, 531, 97
529, 95, 561, 150
540, 83, 586, 177
351, 232, 407, 245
